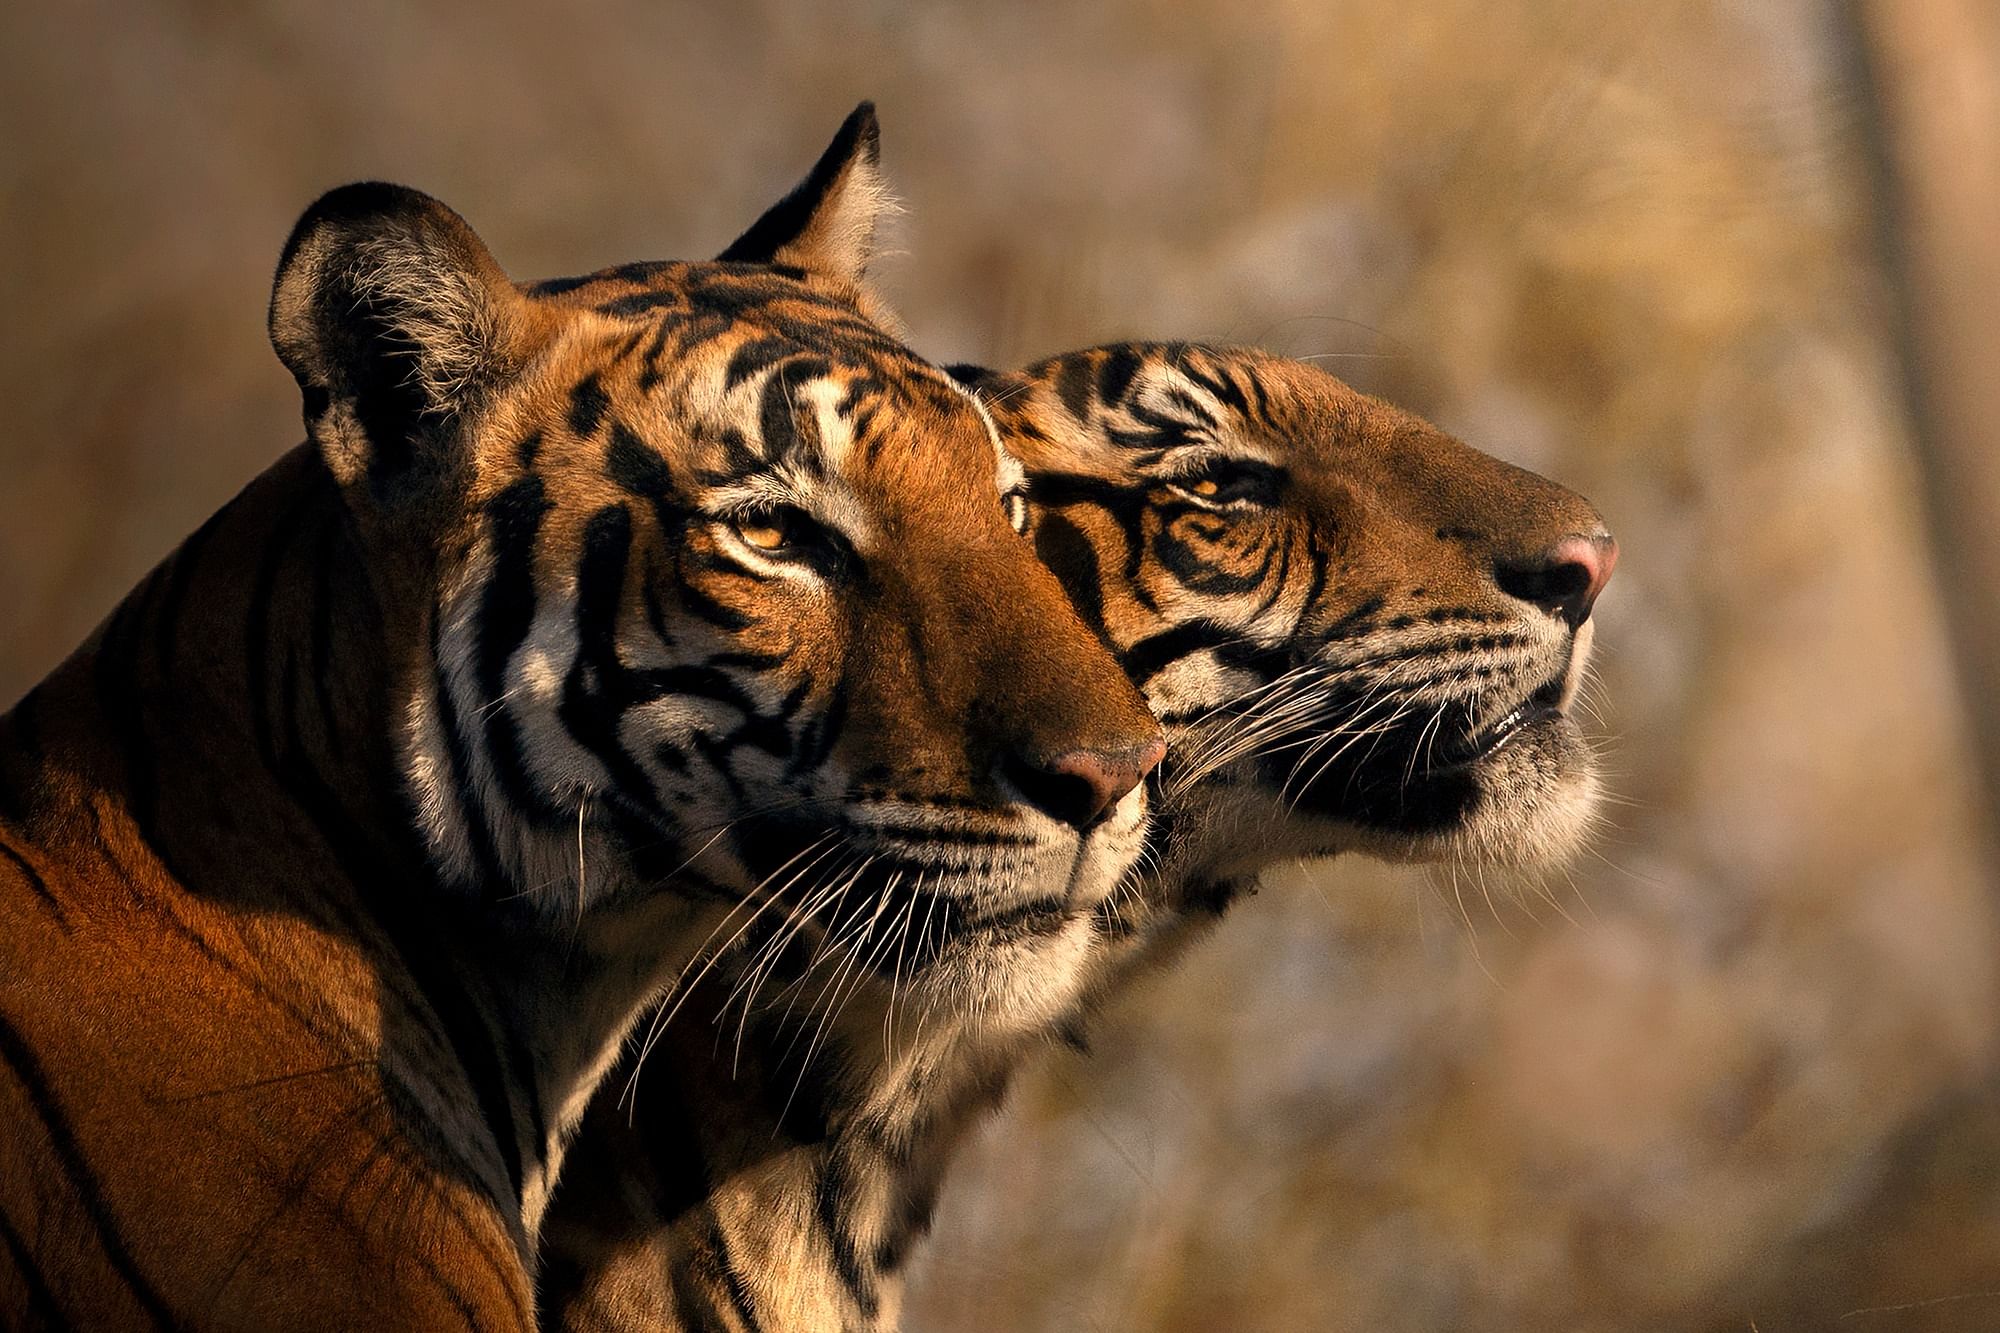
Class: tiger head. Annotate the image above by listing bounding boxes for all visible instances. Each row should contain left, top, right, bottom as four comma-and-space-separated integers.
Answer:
265, 108, 1162, 1033
968, 342, 1614, 895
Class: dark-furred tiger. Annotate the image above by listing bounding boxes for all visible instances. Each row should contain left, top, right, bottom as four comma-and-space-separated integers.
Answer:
0, 107, 1162, 1330
540, 341, 1615, 1330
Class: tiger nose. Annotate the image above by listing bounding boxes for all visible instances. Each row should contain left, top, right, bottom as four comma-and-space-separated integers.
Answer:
1005, 735, 1166, 832
1496, 531, 1618, 629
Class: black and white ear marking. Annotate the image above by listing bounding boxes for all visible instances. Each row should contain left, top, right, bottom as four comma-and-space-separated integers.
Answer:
944, 362, 998, 392
269, 182, 532, 488
717, 102, 893, 287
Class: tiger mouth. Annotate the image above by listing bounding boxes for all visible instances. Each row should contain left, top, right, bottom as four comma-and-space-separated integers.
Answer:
730, 810, 1098, 963
1435, 671, 1570, 771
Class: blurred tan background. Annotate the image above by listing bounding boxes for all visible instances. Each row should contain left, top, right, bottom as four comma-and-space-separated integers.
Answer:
5, 2, 1999, 1328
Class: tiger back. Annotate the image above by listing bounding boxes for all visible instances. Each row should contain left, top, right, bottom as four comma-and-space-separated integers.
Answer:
0, 108, 1161, 1330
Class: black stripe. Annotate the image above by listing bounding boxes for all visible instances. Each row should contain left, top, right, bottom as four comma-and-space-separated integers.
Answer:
697, 1204, 765, 1332
0, 1202, 70, 1330
787, 683, 846, 780
675, 576, 756, 633
1181, 357, 1250, 419
636, 321, 674, 393
1152, 522, 1278, 597
724, 336, 796, 390
427, 620, 515, 892
0, 1009, 180, 1329
758, 358, 831, 460
1250, 527, 1295, 620
1157, 384, 1217, 432
568, 374, 610, 438
1301, 542, 1339, 628
1119, 620, 1249, 687
1, 838, 62, 927
606, 423, 673, 499
638, 664, 755, 715
1055, 356, 1095, 423
1097, 345, 1143, 408
478, 476, 553, 703
559, 505, 666, 813
1117, 400, 1203, 451
1241, 361, 1275, 430
475, 476, 566, 825
814, 1155, 877, 1319
1318, 588, 1379, 641
1033, 512, 1109, 642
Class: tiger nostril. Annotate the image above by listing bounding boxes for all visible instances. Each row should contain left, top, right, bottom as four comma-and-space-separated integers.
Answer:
1005, 736, 1164, 832
1496, 532, 1617, 629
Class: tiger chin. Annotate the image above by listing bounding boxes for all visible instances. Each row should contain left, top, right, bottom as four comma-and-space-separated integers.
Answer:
1193, 597, 1606, 881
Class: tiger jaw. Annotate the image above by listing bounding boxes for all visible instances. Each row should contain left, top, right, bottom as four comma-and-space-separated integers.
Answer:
1152, 611, 1601, 881
1268, 620, 1601, 867
711, 784, 1150, 1029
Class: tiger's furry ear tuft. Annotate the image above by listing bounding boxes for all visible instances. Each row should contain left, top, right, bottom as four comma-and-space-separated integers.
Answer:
270, 183, 534, 488
718, 102, 894, 287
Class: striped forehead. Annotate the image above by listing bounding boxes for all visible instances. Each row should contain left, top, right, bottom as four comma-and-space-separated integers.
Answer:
516, 264, 1008, 531
693, 336, 997, 489
1016, 344, 1339, 468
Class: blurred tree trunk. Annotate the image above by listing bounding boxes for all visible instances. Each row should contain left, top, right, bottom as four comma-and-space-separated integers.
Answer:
1845, 0, 2000, 840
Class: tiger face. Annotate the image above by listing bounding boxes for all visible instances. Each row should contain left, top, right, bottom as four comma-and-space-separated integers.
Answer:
532, 342, 1619, 1332
269, 109, 1162, 1043
973, 341, 1613, 894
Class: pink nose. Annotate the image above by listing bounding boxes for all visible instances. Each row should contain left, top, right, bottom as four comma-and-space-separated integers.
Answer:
1498, 532, 1617, 628
1011, 735, 1166, 831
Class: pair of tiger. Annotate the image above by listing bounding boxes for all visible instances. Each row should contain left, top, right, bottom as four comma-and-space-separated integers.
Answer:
0, 105, 1613, 1331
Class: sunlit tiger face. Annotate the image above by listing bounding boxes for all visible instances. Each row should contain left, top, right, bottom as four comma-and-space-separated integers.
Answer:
967, 342, 1614, 894
270, 112, 1162, 1033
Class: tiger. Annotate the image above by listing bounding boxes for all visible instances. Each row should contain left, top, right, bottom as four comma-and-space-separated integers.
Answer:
536, 340, 1615, 1331
0, 104, 1164, 1330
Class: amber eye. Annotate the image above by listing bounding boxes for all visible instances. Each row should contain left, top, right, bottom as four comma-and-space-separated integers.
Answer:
722, 505, 849, 574
736, 518, 790, 551
1168, 458, 1284, 508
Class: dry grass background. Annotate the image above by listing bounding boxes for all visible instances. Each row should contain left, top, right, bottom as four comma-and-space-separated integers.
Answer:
4, 2, 1998, 1328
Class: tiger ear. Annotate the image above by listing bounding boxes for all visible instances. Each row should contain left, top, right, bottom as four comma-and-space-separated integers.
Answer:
269, 183, 538, 489
718, 102, 892, 287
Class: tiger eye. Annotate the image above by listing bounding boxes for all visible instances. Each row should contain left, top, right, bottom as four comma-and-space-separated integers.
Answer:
738, 521, 788, 551
1188, 478, 1221, 497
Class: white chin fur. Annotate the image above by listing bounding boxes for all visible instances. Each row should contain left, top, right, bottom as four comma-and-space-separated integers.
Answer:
1205, 713, 1603, 878
1359, 715, 1602, 868
1451, 718, 1601, 866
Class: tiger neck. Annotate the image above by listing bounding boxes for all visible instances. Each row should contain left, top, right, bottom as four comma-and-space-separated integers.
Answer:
16, 444, 705, 1251
543, 964, 1042, 1331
